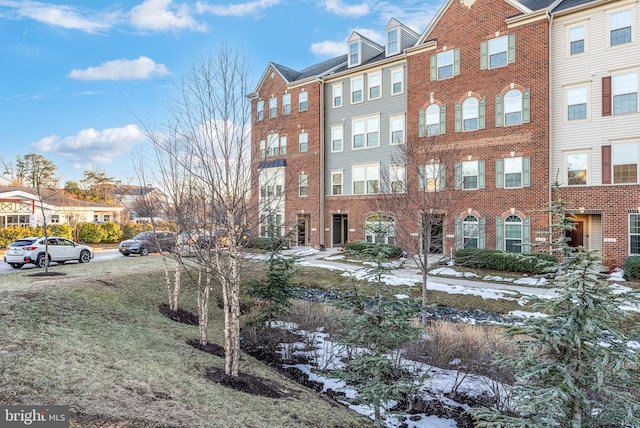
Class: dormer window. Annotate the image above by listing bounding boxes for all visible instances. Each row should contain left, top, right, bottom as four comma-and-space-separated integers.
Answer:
349, 41, 360, 67
387, 28, 398, 55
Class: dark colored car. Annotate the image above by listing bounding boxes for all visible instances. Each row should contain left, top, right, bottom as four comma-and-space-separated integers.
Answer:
118, 231, 176, 256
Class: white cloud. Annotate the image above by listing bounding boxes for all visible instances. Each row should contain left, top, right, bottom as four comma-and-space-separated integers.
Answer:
319, 0, 370, 18
35, 125, 147, 165
196, 0, 280, 17
310, 40, 346, 57
352, 27, 383, 44
129, 0, 206, 32
68, 56, 170, 81
0, 0, 114, 33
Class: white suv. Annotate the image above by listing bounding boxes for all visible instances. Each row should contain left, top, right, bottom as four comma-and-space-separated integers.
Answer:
3, 236, 94, 269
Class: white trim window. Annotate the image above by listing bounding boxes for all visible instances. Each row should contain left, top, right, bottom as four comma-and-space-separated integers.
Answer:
568, 23, 586, 55
504, 157, 523, 188
566, 152, 588, 186
387, 28, 399, 55
462, 160, 480, 189
463, 97, 479, 131
504, 89, 522, 125
612, 142, 638, 184
437, 50, 454, 80
331, 126, 343, 152
391, 68, 404, 95
50, 214, 60, 224
299, 174, 308, 197
352, 163, 380, 195
256, 100, 264, 121
299, 91, 308, 112
488, 36, 508, 68
352, 116, 379, 149
566, 85, 589, 121
389, 165, 406, 193
282, 93, 291, 115
333, 84, 343, 108
630, 214, 640, 255
299, 132, 308, 153
368, 72, 381, 100
259, 139, 266, 157
504, 215, 523, 253
331, 170, 343, 195
267, 133, 279, 156
426, 104, 440, 136
609, 8, 633, 46
351, 77, 363, 103
269, 97, 277, 118
279, 136, 287, 155
463, 215, 479, 249
612, 71, 638, 115
390, 115, 405, 145
365, 215, 395, 244
349, 41, 360, 66
419, 163, 445, 192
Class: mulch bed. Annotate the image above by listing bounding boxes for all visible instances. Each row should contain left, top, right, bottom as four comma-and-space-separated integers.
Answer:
27, 271, 67, 277
158, 303, 199, 325
204, 367, 287, 399
186, 339, 226, 358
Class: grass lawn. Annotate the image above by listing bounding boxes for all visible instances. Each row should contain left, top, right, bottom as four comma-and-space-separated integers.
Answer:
0, 256, 370, 428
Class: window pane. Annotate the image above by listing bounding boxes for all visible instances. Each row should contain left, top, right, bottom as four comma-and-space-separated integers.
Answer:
610, 10, 632, 46
437, 50, 453, 79
613, 94, 638, 115
613, 164, 637, 183
568, 104, 587, 120
570, 40, 584, 55
488, 36, 508, 68
504, 90, 522, 125
567, 153, 587, 185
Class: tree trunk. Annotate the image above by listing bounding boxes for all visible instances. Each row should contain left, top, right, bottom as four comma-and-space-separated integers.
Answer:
373, 403, 382, 428
171, 255, 182, 311
220, 241, 242, 377
197, 267, 211, 346
421, 259, 429, 326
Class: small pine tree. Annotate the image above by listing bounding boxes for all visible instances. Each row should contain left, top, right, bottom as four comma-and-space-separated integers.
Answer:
331, 225, 424, 427
472, 183, 640, 427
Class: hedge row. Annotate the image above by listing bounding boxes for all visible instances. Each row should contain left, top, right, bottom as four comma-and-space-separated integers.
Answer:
624, 256, 640, 279
454, 248, 557, 275
344, 241, 404, 259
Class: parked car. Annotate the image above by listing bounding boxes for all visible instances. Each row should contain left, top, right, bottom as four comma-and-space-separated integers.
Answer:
3, 236, 94, 269
119, 231, 176, 256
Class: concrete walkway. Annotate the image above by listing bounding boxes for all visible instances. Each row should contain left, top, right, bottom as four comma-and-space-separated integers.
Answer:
278, 246, 559, 299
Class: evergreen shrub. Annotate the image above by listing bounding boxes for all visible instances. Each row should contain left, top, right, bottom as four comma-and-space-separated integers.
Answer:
344, 241, 403, 258
623, 256, 640, 279
454, 248, 556, 274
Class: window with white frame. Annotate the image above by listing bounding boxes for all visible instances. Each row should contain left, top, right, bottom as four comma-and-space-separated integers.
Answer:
349, 41, 360, 66
333, 84, 343, 107
7, 215, 30, 227
331, 170, 343, 195
437, 50, 454, 80
610, 8, 633, 46
279, 136, 287, 155
504, 157, 524, 188
282, 93, 291, 115
368, 72, 381, 100
426, 104, 440, 136
331, 126, 343, 152
299, 174, 308, 197
463, 97, 479, 131
420, 163, 445, 191
267, 133, 279, 156
630, 214, 640, 254
352, 116, 379, 149
259, 139, 266, 157
567, 86, 588, 120
504, 215, 523, 253
257, 100, 264, 121
365, 215, 395, 244
103, 214, 111, 222
389, 165, 405, 193
299, 91, 308, 112
259, 168, 285, 200
504, 90, 522, 125
612, 71, 638, 115
488, 36, 508, 68
352, 163, 379, 195
390, 116, 405, 144
462, 160, 479, 189
269, 97, 277, 118
50, 214, 60, 224
351, 77, 363, 103
463, 215, 479, 248
568, 24, 585, 55
93, 214, 99, 222
299, 132, 308, 153
566, 152, 588, 186
391, 68, 403, 94
387, 28, 398, 55
612, 142, 638, 184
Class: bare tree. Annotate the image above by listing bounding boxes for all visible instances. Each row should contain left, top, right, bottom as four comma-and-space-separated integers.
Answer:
381, 136, 461, 325
147, 44, 254, 377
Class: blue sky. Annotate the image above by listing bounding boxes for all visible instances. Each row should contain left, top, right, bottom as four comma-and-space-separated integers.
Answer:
0, 0, 439, 185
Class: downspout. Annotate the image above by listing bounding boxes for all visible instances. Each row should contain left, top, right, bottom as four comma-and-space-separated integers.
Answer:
319, 77, 326, 249
548, 10, 554, 252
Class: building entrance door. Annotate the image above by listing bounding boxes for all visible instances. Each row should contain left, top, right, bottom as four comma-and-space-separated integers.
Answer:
297, 215, 310, 246
332, 214, 348, 247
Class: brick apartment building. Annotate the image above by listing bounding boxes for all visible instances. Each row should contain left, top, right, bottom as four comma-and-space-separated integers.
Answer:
249, 0, 640, 267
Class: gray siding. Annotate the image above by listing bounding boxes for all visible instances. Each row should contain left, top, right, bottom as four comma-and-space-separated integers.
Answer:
325, 61, 408, 195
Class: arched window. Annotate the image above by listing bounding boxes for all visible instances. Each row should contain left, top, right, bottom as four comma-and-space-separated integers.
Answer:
365, 215, 395, 245
462, 97, 478, 131
504, 90, 522, 125
505, 215, 523, 253
463, 215, 479, 248
426, 104, 440, 136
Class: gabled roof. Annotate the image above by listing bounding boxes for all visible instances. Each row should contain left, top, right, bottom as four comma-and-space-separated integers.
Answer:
551, 0, 601, 13
112, 185, 159, 197
0, 186, 121, 210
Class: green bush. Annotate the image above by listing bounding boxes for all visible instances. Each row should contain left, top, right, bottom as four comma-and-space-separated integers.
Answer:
454, 248, 556, 275
78, 223, 106, 244
344, 241, 403, 259
245, 236, 285, 251
623, 256, 640, 279
100, 222, 122, 243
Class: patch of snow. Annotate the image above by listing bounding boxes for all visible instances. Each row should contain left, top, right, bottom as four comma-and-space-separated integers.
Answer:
324, 255, 345, 261
627, 341, 640, 350
513, 276, 548, 286
430, 267, 479, 278
293, 248, 319, 257
484, 275, 514, 283
509, 310, 548, 319
395, 294, 410, 300
608, 268, 626, 282
610, 284, 632, 294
